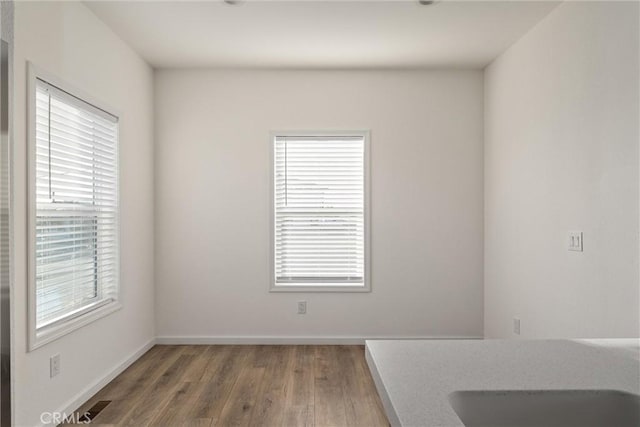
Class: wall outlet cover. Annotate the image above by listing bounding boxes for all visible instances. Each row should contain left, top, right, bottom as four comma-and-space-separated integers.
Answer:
297, 301, 307, 314
568, 231, 583, 252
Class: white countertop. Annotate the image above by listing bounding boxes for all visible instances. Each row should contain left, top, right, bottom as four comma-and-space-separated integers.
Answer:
365, 339, 640, 427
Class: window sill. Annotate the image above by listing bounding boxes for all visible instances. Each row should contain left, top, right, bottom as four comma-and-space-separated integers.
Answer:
29, 300, 122, 351
270, 284, 371, 293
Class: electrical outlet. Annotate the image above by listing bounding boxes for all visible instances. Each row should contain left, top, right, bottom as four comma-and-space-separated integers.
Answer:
297, 301, 307, 314
568, 231, 583, 252
50, 354, 60, 378
513, 318, 521, 335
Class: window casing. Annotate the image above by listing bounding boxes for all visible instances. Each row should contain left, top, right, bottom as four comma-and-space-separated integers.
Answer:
28, 65, 120, 350
271, 131, 370, 292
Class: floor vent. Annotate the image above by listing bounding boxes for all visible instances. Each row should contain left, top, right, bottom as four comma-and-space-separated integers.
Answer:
77, 400, 111, 422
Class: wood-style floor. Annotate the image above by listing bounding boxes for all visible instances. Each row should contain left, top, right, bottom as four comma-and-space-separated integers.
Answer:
70, 345, 390, 426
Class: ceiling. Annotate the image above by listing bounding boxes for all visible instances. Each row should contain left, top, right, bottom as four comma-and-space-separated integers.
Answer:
85, 0, 560, 69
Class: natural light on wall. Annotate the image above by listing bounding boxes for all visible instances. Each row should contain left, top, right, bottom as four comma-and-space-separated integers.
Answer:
271, 132, 370, 292
29, 71, 120, 349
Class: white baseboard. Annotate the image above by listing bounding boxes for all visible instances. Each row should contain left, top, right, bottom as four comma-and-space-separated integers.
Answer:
155, 335, 483, 345
42, 337, 156, 426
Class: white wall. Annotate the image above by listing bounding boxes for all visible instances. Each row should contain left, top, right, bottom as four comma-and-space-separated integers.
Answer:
155, 69, 484, 341
13, 2, 155, 425
484, 1, 639, 339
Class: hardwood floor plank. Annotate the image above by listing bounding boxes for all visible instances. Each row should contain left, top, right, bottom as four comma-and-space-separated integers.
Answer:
192, 346, 249, 423
337, 345, 389, 427
74, 345, 187, 425
182, 345, 216, 382
71, 345, 170, 419
149, 347, 237, 426
250, 345, 275, 369
67, 345, 389, 427
116, 351, 196, 425
148, 381, 198, 426
200, 346, 235, 383
337, 345, 376, 427
313, 346, 347, 427
283, 345, 315, 427
216, 346, 267, 426
248, 346, 293, 426
351, 347, 389, 426
181, 419, 213, 427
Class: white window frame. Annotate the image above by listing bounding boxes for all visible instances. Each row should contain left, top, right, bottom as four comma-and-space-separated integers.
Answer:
27, 63, 122, 351
269, 130, 371, 293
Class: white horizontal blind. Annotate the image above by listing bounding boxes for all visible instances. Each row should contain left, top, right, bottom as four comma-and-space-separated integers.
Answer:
274, 135, 365, 286
34, 78, 119, 329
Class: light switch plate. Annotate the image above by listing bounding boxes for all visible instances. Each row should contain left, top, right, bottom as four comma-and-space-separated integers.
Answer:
568, 231, 583, 252
50, 354, 60, 378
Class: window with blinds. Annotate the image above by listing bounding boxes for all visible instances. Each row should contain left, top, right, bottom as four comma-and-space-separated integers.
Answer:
272, 133, 370, 291
31, 77, 119, 336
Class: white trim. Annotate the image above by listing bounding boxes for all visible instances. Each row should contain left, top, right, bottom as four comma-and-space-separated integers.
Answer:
36, 78, 117, 123
155, 335, 483, 345
31, 302, 122, 350
27, 62, 122, 351
269, 130, 372, 293
39, 338, 156, 427
269, 285, 371, 293
27, 62, 120, 118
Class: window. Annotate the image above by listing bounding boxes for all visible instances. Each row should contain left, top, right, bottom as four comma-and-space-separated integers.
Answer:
28, 66, 120, 350
271, 131, 370, 292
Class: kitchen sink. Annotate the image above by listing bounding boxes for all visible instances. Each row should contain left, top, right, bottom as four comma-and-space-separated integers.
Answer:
449, 389, 640, 427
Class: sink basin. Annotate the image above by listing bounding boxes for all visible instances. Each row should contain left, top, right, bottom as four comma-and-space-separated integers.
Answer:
449, 389, 640, 427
